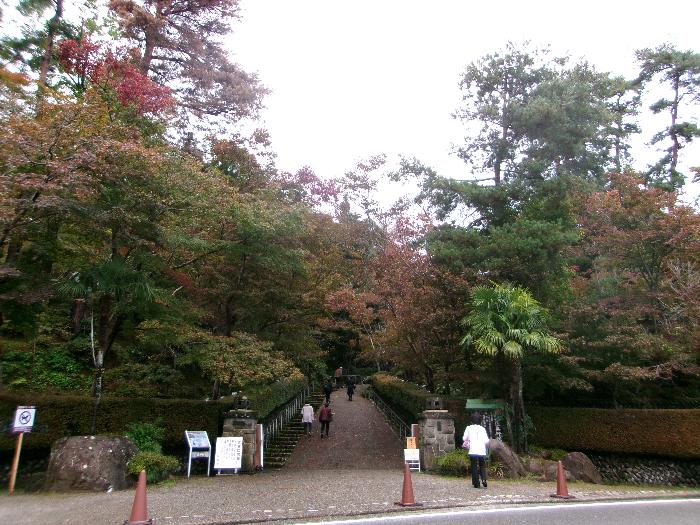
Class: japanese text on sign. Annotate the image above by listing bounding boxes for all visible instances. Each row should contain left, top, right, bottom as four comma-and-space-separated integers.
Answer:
214, 437, 243, 469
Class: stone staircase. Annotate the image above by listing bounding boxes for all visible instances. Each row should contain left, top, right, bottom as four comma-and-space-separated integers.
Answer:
263, 389, 325, 469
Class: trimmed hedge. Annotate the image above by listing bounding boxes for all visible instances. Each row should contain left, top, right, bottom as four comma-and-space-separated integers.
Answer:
368, 374, 700, 459
246, 378, 308, 420
368, 373, 432, 422
0, 378, 309, 455
530, 407, 700, 459
0, 392, 236, 454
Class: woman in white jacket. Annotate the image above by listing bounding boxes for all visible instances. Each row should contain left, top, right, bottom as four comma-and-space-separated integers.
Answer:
301, 402, 314, 435
462, 413, 490, 488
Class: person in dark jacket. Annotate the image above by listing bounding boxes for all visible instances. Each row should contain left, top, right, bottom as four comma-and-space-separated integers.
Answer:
346, 379, 355, 401
323, 381, 333, 404
318, 402, 333, 438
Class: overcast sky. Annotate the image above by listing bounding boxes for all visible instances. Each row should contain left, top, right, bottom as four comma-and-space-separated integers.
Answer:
228, 0, 700, 204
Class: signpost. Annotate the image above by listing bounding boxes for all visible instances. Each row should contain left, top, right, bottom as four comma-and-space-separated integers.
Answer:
184, 430, 211, 477
403, 448, 421, 472
214, 437, 243, 474
9, 405, 36, 495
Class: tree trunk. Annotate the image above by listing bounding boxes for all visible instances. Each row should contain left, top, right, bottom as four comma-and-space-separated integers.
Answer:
669, 73, 680, 180
509, 357, 526, 453
39, 0, 64, 87
424, 364, 435, 393
215, 295, 236, 336
92, 296, 122, 398
496, 352, 515, 447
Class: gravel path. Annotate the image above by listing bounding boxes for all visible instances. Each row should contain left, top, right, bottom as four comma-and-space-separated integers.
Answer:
285, 385, 404, 470
2, 470, 698, 525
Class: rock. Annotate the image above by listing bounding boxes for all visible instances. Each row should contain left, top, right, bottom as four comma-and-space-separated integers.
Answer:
488, 439, 527, 478
562, 452, 603, 484
45, 436, 138, 492
525, 458, 570, 481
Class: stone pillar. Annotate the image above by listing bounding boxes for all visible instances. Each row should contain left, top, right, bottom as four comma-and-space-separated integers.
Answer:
419, 410, 455, 471
221, 410, 257, 472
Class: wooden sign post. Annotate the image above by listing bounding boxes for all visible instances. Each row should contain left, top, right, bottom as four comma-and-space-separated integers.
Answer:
9, 405, 36, 495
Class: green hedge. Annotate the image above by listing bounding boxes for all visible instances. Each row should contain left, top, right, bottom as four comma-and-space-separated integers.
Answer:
530, 407, 700, 459
0, 392, 236, 454
368, 375, 700, 459
246, 378, 308, 420
368, 373, 432, 422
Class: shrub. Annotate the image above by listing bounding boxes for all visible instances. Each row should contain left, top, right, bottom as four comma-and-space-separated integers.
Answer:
125, 422, 165, 453
528, 445, 567, 461
128, 451, 180, 483
436, 449, 471, 476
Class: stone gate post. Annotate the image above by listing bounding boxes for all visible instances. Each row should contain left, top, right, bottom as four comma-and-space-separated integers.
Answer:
221, 409, 257, 472
419, 403, 455, 471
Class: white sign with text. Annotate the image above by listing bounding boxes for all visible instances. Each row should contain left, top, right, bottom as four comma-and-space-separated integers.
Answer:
214, 437, 243, 470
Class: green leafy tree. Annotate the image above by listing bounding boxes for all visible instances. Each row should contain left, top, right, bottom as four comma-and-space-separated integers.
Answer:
461, 283, 562, 452
454, 42, 551, 186
635, 44, 700, 189
606, 76, 642, 173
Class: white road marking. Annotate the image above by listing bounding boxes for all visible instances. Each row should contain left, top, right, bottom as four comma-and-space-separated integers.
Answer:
303, 498, 700, 524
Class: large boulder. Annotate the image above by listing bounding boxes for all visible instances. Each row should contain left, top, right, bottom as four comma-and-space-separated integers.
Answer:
45, 435, 138, 492
526, 458, 574, 481
562, 451, 603, 484
488, 439, 527, 478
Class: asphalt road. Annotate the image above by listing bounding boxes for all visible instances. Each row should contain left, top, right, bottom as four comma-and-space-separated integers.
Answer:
288, 498, 700, 525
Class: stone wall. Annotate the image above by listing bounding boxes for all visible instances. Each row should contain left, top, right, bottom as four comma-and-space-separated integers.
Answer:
588, 453, 700, 486
419, 410, 455, 471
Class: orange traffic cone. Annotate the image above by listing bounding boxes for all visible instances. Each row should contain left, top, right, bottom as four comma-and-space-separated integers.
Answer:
395, 463, 423, 507
550, 460, 575, 499
124, 470, 153, 524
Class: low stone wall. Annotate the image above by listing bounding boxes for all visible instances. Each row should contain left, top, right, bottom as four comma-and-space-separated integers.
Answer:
588, 453, 700, 486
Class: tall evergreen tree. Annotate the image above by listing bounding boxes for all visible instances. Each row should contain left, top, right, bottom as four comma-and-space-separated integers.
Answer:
636, 43, 700, 189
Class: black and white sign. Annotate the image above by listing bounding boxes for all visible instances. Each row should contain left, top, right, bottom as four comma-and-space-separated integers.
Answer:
13, 406, 36, 433
184, 430, 211, 477
404, 448, 421, 472
214, 437, 243, 470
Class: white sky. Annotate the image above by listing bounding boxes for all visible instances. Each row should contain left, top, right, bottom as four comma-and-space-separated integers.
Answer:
228, 0, 700, 204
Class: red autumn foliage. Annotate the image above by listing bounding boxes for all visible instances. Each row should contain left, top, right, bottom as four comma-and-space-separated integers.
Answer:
57, 37, 174, 115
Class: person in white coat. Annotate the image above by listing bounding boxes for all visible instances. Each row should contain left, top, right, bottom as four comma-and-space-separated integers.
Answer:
462, 413, 490, 488
301, 402, 314, 435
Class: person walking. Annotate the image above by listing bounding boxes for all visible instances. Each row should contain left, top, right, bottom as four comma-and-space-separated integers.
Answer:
462, 413, 490, 488
301, 402, 314, 436
318, 402, 333, 438
346, 378, 355, 401
334, 366, 343, 388
323, 381, 333, 404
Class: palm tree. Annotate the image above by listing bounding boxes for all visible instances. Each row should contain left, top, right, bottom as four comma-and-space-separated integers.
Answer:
461, 283, 562, 453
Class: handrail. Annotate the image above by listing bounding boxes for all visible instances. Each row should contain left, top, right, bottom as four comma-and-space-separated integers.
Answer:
261, 383, 314, 449
366, 387, 411, 441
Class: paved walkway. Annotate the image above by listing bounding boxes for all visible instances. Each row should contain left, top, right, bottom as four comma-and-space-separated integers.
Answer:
1, 386, 698, 524
285, 385, 404, 470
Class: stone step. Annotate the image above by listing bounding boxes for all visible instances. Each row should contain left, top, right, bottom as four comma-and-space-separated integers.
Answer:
260, 390, 329, 469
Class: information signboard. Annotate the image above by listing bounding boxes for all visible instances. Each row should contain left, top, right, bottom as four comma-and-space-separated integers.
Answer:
214, 437, 243, 472
404, 448, 420, 472
12, 406, 36, 433
184, 430, 211, 477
